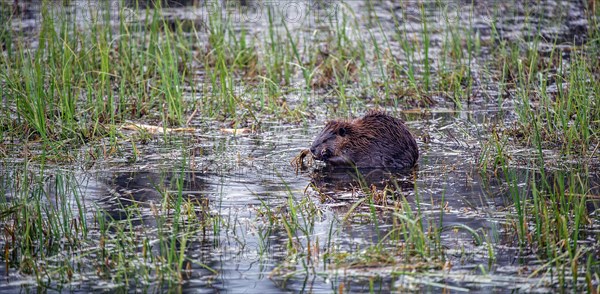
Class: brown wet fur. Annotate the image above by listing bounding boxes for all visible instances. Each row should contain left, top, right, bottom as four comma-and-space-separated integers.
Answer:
310, 110, 419, 169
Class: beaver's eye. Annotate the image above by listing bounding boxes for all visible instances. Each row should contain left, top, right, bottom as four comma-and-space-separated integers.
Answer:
337, 127, 347, 137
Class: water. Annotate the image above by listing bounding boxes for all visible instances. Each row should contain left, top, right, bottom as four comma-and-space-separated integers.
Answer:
1, 0, 599, 292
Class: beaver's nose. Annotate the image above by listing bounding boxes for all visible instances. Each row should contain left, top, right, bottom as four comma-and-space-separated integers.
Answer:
321, 149, 331, 160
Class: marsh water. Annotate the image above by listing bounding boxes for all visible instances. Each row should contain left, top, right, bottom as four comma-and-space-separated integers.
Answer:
1, 0, 599, 292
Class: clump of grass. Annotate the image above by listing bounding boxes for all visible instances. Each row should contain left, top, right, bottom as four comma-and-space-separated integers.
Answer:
0, 164, 217, 288
264, 172, 487, 288
0, 169, 88, 279
309, 44, 360, 114
483, 2, 599, 155
256, 186, 322, 263
478, 144, 599, 290
476, 10, 600, 288
0, 2, 194, 149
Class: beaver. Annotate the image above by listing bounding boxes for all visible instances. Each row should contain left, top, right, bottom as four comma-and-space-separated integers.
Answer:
309, 110, 419, 169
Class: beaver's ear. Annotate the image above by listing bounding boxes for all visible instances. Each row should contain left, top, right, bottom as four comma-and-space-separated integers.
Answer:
337, 127, 347, 137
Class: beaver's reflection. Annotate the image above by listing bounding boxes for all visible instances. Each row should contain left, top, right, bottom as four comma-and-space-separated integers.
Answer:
308, 166, 417, 197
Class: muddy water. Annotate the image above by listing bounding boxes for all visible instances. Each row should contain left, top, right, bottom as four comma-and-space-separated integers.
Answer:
2, 0, 599, 292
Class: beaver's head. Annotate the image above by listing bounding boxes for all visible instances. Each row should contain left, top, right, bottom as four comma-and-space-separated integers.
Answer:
309, 120, 355, 166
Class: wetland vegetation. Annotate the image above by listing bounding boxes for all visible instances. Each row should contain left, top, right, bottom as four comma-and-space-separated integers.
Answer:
0, 0, 599, 292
